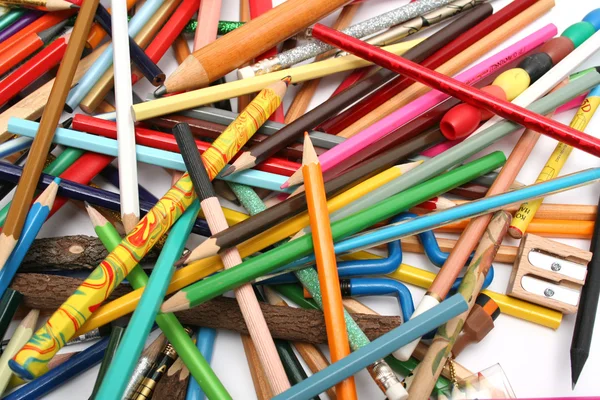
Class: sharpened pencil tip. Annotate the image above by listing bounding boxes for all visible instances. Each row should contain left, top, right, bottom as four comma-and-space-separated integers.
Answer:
280, 181, 290, 189
60, 117, 73, 129
175, 253, 189, 267
70, 4, 80, 8
220, 166, 235, 177
282, 76, 292, 86
154, 85, 167, 97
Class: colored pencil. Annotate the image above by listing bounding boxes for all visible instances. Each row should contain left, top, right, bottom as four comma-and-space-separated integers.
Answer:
407, 211, 510, 398
0, 137, 31, 159
94, 3, 165, 86
510, 85, 600, 238
136, 38, 423, 121
160, 152, 504, 311
165, 123, 289, 394
0, 0, 98, 272
85, 0, 137, 50
64, 0, 165, 112
0, 11, 41, 44
323, 0, 549, 136
0, 22, 65, 77
159, 0, 350, 93
173, 34, 190, 64
0, 309, 37, 396
571, 194, 600, 387
0, 31, 69, 107
193, 0, 220, 51
7, 118, 292, 193
0, 289, 22, 343
270, 294, 468, 400
86, 209, 229, 400
88, 325, 125, 399
0, 9, 26, 34
110, 0, 138, 233
438, 218, 594, 239
78, 0, 183, 114
185, 328, 216, 400
302, 134, 356, 399
95, 200, 205, 399
0, 0, 76, 11
282, 23, 555, 187
0, 179, 60, 299
454, 201, 597, 221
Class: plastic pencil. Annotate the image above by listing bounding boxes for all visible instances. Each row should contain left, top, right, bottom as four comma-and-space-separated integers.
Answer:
0, 0, 98, 271
0, 309, 38, 396
165, 123, 290, 394
86, 207, 229, 400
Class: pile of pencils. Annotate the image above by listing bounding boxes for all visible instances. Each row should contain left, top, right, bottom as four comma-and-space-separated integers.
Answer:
0, 0, 598, 398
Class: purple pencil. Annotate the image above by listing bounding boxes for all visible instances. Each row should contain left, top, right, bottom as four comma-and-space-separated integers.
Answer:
0, 11, 42, 44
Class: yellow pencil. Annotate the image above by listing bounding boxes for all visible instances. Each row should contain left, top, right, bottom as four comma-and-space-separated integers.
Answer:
509, 87, 600, 238
132, 39, 423, 121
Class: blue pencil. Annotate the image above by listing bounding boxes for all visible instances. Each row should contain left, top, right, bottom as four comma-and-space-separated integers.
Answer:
3, 337, 109, 400
94, 201, 202, 399
63, 0, 165, 112
280, 168, 600, 273
186, 328, 217, 400
271, 294, 468, 400
0, 178, 60, 298
0, 137, 31, 159
7, 118, 292, 193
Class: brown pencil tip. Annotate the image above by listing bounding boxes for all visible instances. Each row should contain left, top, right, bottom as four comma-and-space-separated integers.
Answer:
175, 253, 190, 267
282, 76, 292, 86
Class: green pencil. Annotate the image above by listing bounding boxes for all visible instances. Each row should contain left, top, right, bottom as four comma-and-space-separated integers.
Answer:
85, 204, 232, 400
161, 151, 505, 311
0, 9, 26, 32
89, 325, 125, 399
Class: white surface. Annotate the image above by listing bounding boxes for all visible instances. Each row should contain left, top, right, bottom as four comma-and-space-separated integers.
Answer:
5, 0, 600, 398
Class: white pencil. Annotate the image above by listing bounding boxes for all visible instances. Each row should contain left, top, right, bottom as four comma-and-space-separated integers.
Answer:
112, 0, 139, 232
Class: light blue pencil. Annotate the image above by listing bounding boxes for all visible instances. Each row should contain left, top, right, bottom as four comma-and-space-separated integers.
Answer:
271, 294, 468, 400
64, 0, 165, 112
0, 178, 60, 298
279, 168, 600, 273
7, 118, 292, 193
95, 200, 201, 399
0, 137, 31, 158
186, 328, 217, 400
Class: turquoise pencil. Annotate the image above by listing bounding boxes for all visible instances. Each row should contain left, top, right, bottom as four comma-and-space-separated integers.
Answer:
94, 200, 201, 399
7, 118, 292, 193
0, 178, 60, 298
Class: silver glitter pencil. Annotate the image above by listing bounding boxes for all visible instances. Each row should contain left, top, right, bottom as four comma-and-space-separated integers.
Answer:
238, 0, 456, 78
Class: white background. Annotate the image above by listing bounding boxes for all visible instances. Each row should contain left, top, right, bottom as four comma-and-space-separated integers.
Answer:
3, 0, 600, 398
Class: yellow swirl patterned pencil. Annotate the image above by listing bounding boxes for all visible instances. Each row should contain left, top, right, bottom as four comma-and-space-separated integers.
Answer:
8, 175, 197, 380
201, 76, 291, 179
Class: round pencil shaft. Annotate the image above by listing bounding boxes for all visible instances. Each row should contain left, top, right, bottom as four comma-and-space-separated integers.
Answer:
302, 138, 357, 399
406, 211, 510, 399
86, 0, 137, 50
0, 0, 75, 12
193, 0, 220, 51
0, 0, 99, 270
0, 309, 37, 396
89, 326, 125, 399
111, 0, 138, 233
185, 327, 216, 400
510, 88, 600, 237
0, 9, 26, 33
0, 289, 23, 344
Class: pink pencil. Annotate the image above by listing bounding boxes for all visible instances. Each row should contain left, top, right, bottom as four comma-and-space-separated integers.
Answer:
281, 24, 556, 189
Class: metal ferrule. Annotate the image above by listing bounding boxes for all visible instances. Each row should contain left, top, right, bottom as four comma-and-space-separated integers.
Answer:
368, 359, 403, 392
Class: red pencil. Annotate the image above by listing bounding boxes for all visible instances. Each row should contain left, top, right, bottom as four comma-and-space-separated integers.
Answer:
312, 24, 600, 158
0, 33, 69, 107
71, 114, 300, 176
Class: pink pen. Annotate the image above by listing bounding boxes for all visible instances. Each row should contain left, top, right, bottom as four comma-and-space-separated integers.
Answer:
291, 24, 557, 184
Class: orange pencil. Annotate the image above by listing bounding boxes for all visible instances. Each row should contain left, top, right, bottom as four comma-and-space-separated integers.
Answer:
302, 132, 357, 400
436, 218, 593, 239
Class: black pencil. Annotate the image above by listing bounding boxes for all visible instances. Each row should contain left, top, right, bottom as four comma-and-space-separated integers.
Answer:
571, 194, 600, 387
94, 3, 165, 86
182, 127, 443, 264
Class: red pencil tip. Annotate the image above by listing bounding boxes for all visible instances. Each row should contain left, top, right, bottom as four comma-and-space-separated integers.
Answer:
280, 181, 290, 189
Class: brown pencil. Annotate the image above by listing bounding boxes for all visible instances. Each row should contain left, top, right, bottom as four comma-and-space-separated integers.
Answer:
0, 0, 100, 270
0, 0, 77, 11
158, 0, 350, 94
172, 34, 191, 64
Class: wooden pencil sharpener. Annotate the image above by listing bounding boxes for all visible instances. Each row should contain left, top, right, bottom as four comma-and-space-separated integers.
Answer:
507, 234, 592, 314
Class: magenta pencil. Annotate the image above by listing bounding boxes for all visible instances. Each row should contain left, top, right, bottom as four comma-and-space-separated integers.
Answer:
281, 24, 556, 188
